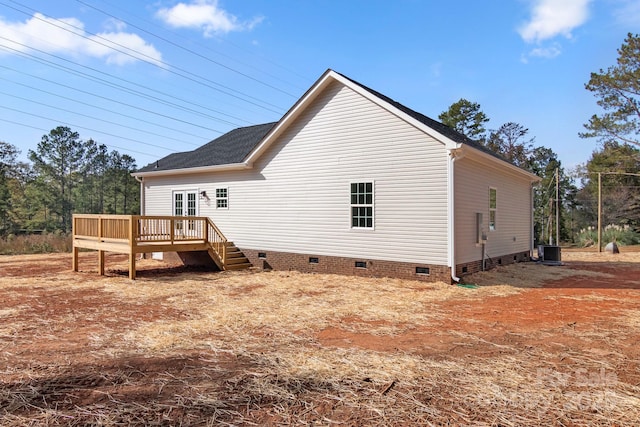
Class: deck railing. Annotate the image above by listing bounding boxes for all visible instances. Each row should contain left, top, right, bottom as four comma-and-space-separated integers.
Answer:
207, 218, 227, 263
72, 214, 227, 259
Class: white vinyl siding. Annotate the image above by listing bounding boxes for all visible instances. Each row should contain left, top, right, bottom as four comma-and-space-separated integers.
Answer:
455, 156, 533, 264
144, 80, 449, 265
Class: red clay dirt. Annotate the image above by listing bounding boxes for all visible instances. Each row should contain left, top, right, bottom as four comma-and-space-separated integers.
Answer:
1, 252, 639, 425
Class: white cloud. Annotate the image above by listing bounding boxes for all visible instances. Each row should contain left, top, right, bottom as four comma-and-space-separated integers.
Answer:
103, 18, 128, 33
87, 32, 163, 66
529, 44, 562, 59
0, 13, 162, 66
156, 0, 263, 36
519, 0, 591, 43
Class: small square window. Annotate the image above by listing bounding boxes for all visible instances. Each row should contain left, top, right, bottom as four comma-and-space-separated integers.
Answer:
355, 261, 367, 268
309, 257, 319, 264
258, 252, 266, 259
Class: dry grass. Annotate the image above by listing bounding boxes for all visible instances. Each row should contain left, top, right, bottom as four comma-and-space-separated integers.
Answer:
462, 261, 610, 288
0, 233, 71, 255
1, 252, 639, 425
562, 246, 640, 263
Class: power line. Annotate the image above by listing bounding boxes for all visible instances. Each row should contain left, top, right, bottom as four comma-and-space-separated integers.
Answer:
0, 117, 154, 157
0, 36, 252, 126
2, 0, 287, 114
0, 105, 176, 152
0, 90, 203, 147
86, 0, 310, 89
74, 0, 301, 98
0, 74, 210, 142
0, 64, 224, 134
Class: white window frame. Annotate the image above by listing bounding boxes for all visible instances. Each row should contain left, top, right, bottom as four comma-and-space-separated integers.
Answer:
489, 187, 497, 231
215, 187, 229, 209
350, 181, 375, 230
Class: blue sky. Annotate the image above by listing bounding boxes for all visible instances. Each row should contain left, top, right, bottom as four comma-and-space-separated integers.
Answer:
1, 0, 639, 171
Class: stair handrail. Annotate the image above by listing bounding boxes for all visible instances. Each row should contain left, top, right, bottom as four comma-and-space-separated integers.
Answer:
206, 217, 227, 264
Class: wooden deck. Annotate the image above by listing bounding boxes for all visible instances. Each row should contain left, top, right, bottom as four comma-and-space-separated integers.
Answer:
72, 214, 250, 279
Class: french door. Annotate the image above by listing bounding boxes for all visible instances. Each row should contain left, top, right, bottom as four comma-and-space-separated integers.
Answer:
173, 190, 198, 236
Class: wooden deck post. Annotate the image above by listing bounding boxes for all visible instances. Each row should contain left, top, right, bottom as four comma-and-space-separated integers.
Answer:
98, 251, 105, 276
72, 216, 78, 272
98, 216, 104, 276
129, 216, 136, 280
72, 247, 79, 272
129, 255, 136, 280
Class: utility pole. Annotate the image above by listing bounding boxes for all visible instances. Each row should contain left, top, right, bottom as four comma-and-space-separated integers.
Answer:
597, 172, 602, 253
556, 168, 560, 246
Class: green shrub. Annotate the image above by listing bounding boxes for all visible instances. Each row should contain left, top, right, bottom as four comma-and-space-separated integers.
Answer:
577, 224, 640, 248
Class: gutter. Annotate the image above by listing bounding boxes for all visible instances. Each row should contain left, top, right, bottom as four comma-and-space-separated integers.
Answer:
131, 162, 252, 178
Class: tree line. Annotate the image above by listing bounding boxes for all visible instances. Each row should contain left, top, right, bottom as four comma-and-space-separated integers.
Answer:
438, 100, 639, 245
1, 34, 638, 245
437, 34, 640, 245
0, 126, 139, 235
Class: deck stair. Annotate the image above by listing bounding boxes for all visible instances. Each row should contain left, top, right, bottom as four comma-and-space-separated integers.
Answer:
220, 242, 252, 270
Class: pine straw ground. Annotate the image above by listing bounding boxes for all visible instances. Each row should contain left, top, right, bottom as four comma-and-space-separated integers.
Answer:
1, 250, 639, 426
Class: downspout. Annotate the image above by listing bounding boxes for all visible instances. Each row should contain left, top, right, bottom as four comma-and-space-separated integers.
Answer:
133, 175, 145, 260
530, 182, 536, 259
134, 176, 144, 216
448, 149, 461, 283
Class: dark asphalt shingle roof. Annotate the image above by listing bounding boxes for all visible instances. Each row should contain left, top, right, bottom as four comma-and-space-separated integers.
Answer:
137, 70, 506, 173
137, 122, 276, 172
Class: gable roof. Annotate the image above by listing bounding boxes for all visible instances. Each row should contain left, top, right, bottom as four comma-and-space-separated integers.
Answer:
134, 69, 538, 181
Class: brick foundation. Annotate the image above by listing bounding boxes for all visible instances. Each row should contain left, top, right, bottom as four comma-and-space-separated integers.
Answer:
239, 248, 452, 282
456, 250, 531, 277
157, 248, 531, 283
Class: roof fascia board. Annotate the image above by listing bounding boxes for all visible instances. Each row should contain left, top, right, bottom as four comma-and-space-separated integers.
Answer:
460, 145, 541, 182
131, 162, 250, 178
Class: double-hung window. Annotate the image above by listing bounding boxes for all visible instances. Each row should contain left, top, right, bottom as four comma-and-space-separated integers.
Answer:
216, 188, 228, 209
350, 182, 374, 229
489, 187, 497, 231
